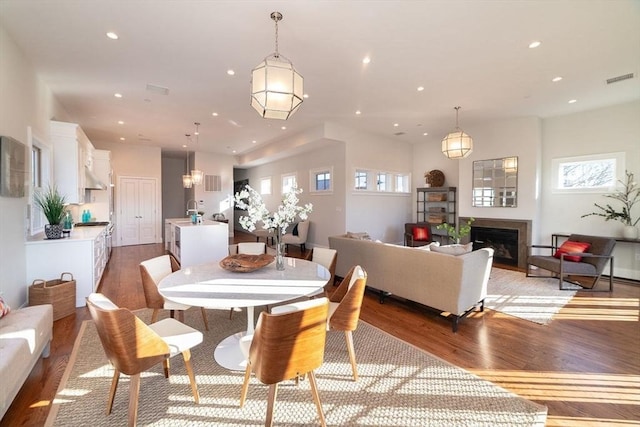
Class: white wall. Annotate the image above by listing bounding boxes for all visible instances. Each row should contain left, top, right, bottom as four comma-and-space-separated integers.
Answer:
0, 25, 70, 308
162, 156, 187, 239
540, 100, 640, 279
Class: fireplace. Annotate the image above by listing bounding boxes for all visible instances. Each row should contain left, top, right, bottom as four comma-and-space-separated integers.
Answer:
460, 217, 532, 270
471, 227, 519, 266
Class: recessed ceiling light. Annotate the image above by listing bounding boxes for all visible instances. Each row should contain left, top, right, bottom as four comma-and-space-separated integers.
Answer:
106, 32, 119, 40
182, 144, 187, 148
423, 132, 429, 136
232, 150, 237, 153
303, 93, 309, 99
119, 137, 125, 141
417, 86, 425, 92
252, 140, 257, 144
117, 120, 124, 125
212, 112, 218, 117
552, 76, 563, 82
362, 57, 371, 64
281, 126, 286, 130
568, 99, 577, 104
227, 69, 235, 76
355, 110, 361, 115
393, 123, 399, 127
114, 93, 122, 98
528, 41, 541, 49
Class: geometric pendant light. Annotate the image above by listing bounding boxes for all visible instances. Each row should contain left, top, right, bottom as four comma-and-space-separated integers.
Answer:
190, 122, 203, 185
441, 106, 473, 159
251, 11, 304, 120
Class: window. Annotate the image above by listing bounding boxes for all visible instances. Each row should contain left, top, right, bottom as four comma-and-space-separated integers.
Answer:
259, 177, 272, 195
552, 152, 625, 193
355, 170, 368, 190
32, 145, 42, 188
281, 173, 297, 194
310, 167, 333, 193
29, 131, 52, 235
395, 174, 410, 193
376, 173, 387, 191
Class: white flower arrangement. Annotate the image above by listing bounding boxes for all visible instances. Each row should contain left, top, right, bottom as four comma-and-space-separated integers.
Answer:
234, 184, 313, 234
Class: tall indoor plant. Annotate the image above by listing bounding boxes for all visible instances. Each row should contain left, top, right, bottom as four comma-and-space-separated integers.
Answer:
234, 185, 312, 270
34, 185, 67, 239
437, 217, 474, 244
581, 170, 639, 238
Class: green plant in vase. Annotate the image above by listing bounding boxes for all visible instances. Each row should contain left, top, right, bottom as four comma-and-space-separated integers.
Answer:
437, 217, 474, 244
34, 185, 67, 239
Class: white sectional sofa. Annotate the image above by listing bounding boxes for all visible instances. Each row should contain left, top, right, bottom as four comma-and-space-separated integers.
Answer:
328, 235, 494, 331
0, 304, 53, 419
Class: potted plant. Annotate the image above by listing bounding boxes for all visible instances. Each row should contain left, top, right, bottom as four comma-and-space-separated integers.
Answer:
34, 185, 67, 239
437, 217, 474, 244
581, 170, 639, 239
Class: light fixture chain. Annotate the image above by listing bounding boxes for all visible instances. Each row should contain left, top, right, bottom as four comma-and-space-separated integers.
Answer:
274, 14, 279, 57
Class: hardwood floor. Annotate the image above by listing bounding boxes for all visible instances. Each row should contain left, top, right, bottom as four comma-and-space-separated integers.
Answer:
3, 235, 639, 426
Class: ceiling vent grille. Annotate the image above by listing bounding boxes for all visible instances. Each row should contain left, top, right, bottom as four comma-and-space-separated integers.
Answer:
394, 131, 406, 136
145, 83, 170, 95
606, 73, 634, 84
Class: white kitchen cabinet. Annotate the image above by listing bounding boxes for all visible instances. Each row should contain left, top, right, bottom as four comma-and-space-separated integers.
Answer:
26, 226, 109, 307
50, 120, 94, 204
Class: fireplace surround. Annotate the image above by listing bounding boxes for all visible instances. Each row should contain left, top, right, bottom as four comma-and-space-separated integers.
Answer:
460, 217, 532, 270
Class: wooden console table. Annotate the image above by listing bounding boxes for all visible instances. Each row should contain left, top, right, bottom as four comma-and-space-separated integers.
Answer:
552, 233, 640, 248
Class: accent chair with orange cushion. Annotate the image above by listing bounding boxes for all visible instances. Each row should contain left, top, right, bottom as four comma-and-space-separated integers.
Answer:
527, 234, 615, 291
404, 222, 433, 247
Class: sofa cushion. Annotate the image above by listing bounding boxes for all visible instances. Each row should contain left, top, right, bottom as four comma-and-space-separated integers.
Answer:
431, 242, 473, 255
346, 231, 371, 240
553, 240, 590, 262
412, 226, 429, 241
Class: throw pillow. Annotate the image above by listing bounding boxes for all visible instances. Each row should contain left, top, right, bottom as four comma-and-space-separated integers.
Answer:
416, 241, 440, 251
292, 223, 299, 236
553, 240, 590, 262
346, 231, 371, 240
412, 226, 429, 241
431, 242, 473, 255
0, 296, 11, 319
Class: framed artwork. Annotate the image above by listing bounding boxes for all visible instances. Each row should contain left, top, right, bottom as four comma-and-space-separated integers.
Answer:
0, 135, 27, 198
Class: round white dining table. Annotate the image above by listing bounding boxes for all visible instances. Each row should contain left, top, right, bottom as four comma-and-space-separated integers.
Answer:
158, 257, 330, 370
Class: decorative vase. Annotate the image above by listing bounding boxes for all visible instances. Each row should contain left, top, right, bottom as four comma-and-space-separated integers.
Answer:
274, 227, 285, 270
622, 225, 638, 239
45, 224, 63, 239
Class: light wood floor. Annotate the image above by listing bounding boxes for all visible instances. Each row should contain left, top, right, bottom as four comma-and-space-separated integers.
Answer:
3, 234, 639, 426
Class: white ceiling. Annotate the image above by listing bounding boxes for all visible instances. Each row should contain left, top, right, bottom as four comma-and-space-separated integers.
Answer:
1, 0, 639, 164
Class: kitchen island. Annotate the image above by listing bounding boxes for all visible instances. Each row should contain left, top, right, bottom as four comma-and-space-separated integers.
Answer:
165, 218, 228, 267
25, 225, 109, 307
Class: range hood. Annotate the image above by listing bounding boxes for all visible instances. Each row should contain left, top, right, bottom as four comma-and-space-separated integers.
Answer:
84, 167, 107, 190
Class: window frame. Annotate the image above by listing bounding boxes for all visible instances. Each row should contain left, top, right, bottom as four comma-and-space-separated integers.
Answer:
259, 176, 272, 195
551, 152, 626, 194
281, 172, 297, 194
309, 167, 333, 194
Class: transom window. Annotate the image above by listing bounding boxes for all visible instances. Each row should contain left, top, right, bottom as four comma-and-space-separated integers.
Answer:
281, 173, 297, 194
309, 167, 333, 194
552, 152, 625, 193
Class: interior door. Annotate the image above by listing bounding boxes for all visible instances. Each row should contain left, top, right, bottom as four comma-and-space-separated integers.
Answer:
119, 177, 157, 246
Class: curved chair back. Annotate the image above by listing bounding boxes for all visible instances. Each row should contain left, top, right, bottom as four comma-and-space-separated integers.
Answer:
237, 242, 267, 255
329, 265, 367, 331
87, 293, 169, 376
139, 255, 179, 309
311, 247, 337, 286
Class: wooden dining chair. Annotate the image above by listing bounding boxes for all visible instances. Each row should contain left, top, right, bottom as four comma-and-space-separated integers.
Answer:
328, 265, 367, 381
240, 297, 329, 427
305, 247, 338, 298
139, 254, 209, 330
86, 293, 202, 427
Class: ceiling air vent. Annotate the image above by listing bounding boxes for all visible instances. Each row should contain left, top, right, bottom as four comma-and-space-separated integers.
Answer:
606, 73, 634, 85
394, 131, 406, 136
145, 83, 170, 95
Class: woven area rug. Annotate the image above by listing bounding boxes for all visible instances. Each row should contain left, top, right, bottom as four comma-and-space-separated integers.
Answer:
486, 267, 581, 325
46, 308, 547, 426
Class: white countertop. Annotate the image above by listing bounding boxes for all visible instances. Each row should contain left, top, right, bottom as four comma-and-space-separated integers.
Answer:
166, 218, 224, 228
26, 225, 107, 244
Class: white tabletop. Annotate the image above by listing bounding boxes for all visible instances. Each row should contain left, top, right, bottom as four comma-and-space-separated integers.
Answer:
158, 257, 330, 310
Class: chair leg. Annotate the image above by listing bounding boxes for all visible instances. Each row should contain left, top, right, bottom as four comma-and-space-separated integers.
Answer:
266, 383, 278, 427
151, 309, 160, 324
182, 349, 199, 404
308, 371, 326, 427
344, 330, 358, 381
127, 373, 141, 427
176, 310, 185, 323
163, 358, 170, 378
200, 307, 209, 331
107, 369, 120, 415
240, 364, 252, 407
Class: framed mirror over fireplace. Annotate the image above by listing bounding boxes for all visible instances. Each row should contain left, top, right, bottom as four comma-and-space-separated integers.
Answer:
472, 156, 518, 207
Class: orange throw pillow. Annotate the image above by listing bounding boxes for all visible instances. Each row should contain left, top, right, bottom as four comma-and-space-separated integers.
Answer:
553, 240, 590, 262
412, 226, 429, 241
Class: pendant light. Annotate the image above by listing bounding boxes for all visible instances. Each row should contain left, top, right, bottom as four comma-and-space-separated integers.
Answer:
441, 106, 473, 159
182, 134, 193, 189
190, 122, 203, 185
251, 11, 304, 120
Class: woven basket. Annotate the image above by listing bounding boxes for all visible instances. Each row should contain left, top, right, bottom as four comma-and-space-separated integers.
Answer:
29, 272, 76, 321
